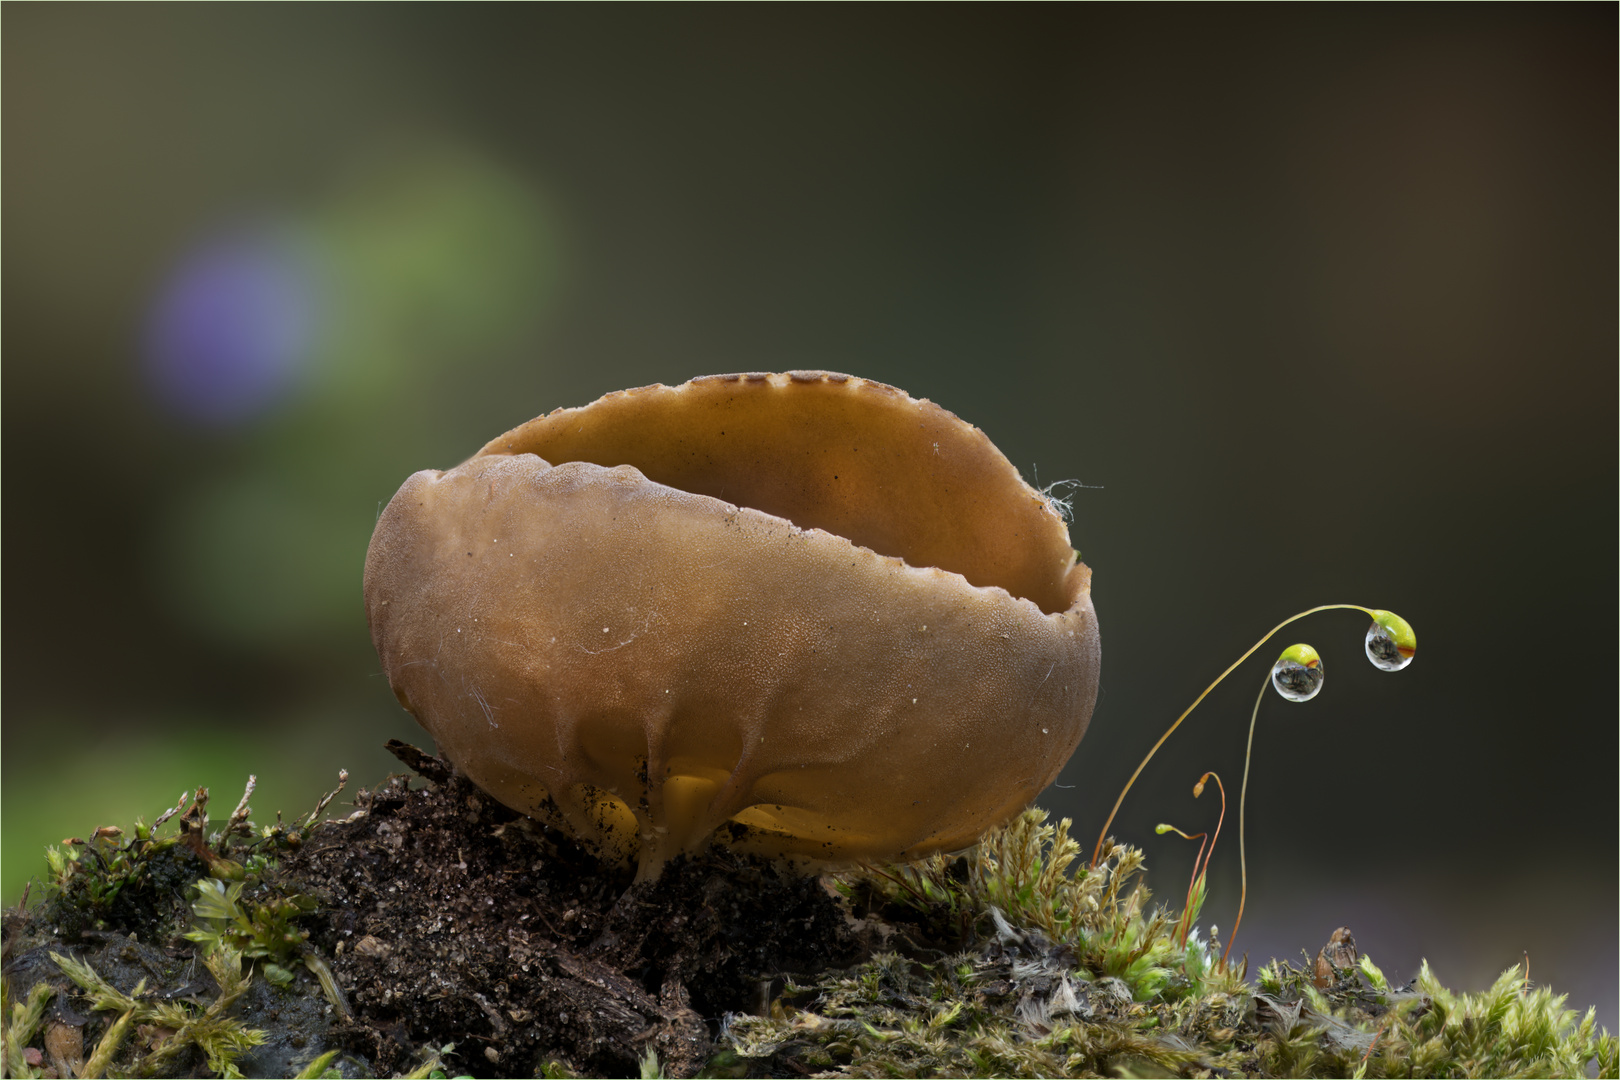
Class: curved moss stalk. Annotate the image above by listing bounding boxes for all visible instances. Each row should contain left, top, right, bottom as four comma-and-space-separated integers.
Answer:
1090, 604, 1384, 868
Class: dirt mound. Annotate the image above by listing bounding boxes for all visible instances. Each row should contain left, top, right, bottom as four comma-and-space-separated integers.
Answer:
290, 748, 861, 1077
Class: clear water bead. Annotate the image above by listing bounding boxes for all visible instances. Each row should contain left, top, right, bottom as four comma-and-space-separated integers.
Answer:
1271, 647, 1325, 702
1365, 621, 1414, 671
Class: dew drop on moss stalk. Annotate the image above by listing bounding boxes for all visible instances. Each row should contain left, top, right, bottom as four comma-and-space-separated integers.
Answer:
1364, 610, 1416, 672
1270, 644, 1324, 702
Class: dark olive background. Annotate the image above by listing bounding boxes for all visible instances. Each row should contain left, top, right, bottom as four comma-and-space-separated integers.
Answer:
5, 6, 1614, 1029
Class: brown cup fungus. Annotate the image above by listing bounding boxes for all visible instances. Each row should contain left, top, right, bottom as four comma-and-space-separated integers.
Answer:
364, 372, 1100, 880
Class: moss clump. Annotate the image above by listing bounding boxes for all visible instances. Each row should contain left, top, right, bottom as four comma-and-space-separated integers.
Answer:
715, 811, 1240, 1078
1249, 951, 1619, 1080
2, 763, 1613, 1079
48, 948, 267, 1078
713, 809, 1617, 1079
1, 775, 402, 1079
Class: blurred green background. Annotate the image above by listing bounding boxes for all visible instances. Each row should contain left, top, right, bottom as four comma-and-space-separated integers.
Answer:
5, 6, 1614, 1028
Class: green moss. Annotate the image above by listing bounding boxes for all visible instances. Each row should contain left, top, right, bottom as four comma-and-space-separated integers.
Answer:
3, 774, 367, 1079
2, 983, 54, 1079
1241, 949, 1619, 1079
3, 783, 1610, 1079
50, 948, 269, 1078
717, 809, 1616, 1079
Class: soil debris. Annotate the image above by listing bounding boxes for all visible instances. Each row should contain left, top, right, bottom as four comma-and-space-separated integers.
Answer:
287, 749, 861, 1078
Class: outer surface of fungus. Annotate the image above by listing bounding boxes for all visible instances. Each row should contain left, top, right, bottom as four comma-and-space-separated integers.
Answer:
364, 372, 1101, 879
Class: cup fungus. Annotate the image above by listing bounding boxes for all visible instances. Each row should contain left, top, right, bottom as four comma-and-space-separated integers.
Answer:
364, 371, 1100, 880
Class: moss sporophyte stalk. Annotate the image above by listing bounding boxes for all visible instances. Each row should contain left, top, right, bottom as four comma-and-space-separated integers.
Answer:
1090, 604, 1424, 972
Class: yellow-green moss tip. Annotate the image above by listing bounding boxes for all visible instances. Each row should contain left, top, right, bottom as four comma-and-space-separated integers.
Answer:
1369, 609, 1417, 657
1277, 642, 1322, 668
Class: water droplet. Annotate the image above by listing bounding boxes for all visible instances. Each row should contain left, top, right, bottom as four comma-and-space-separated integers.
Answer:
1271, 644, 1324, 702
1364, 611, 1416, 671
1364, 624, 1411, 671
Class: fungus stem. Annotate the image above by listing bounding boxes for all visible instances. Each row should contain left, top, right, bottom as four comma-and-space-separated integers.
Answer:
1222, 677, 1268, 972
1089, 603, 1374, 868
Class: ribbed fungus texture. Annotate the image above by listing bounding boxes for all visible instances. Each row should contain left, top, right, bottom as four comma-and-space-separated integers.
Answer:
364, 372, 1101, 880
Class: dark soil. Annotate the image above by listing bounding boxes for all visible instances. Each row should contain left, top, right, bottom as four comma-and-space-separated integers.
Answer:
286, 745, 863, 1078
1, 744, 866, 1079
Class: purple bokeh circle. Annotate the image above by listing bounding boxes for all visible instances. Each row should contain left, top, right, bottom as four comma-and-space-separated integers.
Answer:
144, 229, 318, 426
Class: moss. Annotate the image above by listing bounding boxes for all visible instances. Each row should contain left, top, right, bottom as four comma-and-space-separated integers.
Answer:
2, 762, 1612, 1079
716, 810, 1615, 1079
3, 775, 376, 1079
